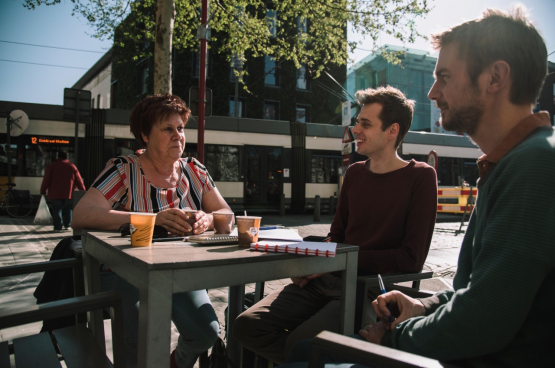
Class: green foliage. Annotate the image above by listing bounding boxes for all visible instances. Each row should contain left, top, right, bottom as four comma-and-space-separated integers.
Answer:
22, 0, 431, 79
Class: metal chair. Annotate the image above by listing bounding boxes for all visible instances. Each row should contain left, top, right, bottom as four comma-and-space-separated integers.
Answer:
0, 260, 125, 368
309, 331, 459, 368
357, 270, 434, 327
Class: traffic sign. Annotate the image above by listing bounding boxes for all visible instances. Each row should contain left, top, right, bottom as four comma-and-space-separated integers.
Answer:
189, 87, 213, 117
341, 142, 352, 155
341, 101, 351, 126
343, 154, 350, 166
427, 150, 438, 170
342, 126, 354, 143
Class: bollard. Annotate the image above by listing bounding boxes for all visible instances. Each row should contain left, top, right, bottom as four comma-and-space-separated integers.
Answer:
280, 193, 285, 216
329, 195, 335, 215
314, 195, 321, 222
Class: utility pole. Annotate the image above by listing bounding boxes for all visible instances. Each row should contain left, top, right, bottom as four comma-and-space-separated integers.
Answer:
196, 0, 209, 164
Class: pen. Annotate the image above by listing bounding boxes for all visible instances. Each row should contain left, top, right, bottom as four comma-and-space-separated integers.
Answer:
152, 237, 188, 243
259, 226, 285, 230
377, 274, 394, 323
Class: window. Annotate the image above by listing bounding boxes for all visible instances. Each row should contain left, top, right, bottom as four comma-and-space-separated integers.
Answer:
359, 76, 367, 90
296, 105, 310, 123
204, 145, 240, 181
91, 98, 95, 109
296, 64, 309, 90
0, 136, 75, 178
311, 155, 342, 183
97, 94, 100, 108
229, 97, 246, 117
263, 101, 279, 120
267, 9, 277, 38
264, 55, 278, 86
192, 51, 210, 78
110, 81, 117, 109
137, 62, 148, 95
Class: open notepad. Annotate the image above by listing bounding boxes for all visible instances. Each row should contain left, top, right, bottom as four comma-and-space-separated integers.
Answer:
250, 241, 337, 257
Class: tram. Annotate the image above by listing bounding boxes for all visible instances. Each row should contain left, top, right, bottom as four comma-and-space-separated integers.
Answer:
0, 101, 481, 213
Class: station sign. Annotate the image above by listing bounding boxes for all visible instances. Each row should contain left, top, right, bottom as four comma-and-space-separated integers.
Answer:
28, 136, 73, 145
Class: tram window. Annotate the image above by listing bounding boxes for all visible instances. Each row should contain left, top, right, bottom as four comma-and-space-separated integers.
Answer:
115, 139, 141, 157
205, 145, 240, 182
311, 155, 341, 183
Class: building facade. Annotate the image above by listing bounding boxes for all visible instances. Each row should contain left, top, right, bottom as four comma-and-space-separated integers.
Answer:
346, 45, 440, 132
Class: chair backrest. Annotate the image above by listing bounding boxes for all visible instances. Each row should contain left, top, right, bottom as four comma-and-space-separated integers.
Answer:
310, 331, 457, 368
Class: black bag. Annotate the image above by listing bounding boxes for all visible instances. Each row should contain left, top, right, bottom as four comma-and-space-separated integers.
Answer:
34, 236, 83, 332
200, 337, 236, 368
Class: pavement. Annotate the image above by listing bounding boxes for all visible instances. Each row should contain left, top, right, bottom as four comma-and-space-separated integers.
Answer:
0, 213, 467, 367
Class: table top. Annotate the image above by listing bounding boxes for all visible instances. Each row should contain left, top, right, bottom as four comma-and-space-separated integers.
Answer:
82, 230, 359, 271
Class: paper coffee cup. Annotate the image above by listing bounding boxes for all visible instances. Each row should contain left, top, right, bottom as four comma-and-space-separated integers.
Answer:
183, 209, 198, 234
236, 216, 262, 248
213, 211, 234, 234
129, 212, 157, 247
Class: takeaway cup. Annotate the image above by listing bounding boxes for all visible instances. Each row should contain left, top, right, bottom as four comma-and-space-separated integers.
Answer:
183, 209, 198, 233
236, 216, 262, 248
129, 212, 157, 247
213, 211, 234, 234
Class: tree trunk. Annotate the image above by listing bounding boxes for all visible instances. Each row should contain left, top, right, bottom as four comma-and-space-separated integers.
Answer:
154, 0, 175, 94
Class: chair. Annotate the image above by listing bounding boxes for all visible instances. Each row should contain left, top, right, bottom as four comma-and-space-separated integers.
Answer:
357, 270, 434, 328
309, 331, 459, 368
0, 260, 125, 368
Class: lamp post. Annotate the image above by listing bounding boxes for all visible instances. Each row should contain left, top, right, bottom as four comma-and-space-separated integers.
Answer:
196, 0, 209, 164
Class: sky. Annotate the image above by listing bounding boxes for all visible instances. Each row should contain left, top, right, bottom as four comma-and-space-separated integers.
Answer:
1, 0, 554, 106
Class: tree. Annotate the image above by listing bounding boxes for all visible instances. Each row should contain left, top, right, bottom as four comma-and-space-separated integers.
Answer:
23, 0, 431, 94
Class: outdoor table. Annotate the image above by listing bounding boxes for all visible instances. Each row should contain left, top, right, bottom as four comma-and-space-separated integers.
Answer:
81, 230, 359, 368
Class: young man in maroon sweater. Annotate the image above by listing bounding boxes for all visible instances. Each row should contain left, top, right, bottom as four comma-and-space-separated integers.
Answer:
233, 86, 438, 364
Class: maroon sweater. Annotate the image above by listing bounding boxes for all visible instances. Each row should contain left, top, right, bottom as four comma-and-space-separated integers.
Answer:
40, 159, 86, 200
329, 159, 437, 275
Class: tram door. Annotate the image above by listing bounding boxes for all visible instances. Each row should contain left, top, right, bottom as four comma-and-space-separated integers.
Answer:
244, 146, 283, 208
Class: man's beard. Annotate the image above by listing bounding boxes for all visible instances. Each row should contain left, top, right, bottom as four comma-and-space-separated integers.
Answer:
439, 94, 485, 136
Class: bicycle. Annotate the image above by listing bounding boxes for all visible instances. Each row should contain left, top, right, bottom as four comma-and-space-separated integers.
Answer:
0, 183, 34, 218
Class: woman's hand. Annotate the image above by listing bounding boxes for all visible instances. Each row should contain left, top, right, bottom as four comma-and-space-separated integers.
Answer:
155, 208, 192, 236
190, 211, 211, 235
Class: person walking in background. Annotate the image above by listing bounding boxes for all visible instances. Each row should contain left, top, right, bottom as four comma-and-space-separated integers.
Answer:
40, 150, 85, 232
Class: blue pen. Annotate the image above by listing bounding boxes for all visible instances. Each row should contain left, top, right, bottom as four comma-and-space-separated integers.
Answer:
377, 274, 394, 323
259, 226, 284, 230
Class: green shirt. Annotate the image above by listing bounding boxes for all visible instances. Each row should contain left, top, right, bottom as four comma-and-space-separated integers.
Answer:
388, 125, 555, 367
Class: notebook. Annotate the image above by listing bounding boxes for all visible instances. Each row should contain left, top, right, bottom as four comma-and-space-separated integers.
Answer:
188, 235, 239, 245
250, 241, 337, 257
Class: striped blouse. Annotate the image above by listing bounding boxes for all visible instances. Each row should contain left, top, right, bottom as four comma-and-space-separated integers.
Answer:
91, 152, 215, 213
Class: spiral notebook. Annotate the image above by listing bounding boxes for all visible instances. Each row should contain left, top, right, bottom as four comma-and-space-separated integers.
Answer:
188, 235, 239, 245
250, 241, 337, 257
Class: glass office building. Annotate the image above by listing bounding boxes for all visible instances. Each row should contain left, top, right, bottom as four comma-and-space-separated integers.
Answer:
346, 45, 453, 133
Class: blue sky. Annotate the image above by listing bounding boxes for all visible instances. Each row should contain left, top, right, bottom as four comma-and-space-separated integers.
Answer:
1, 0, 554, 106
